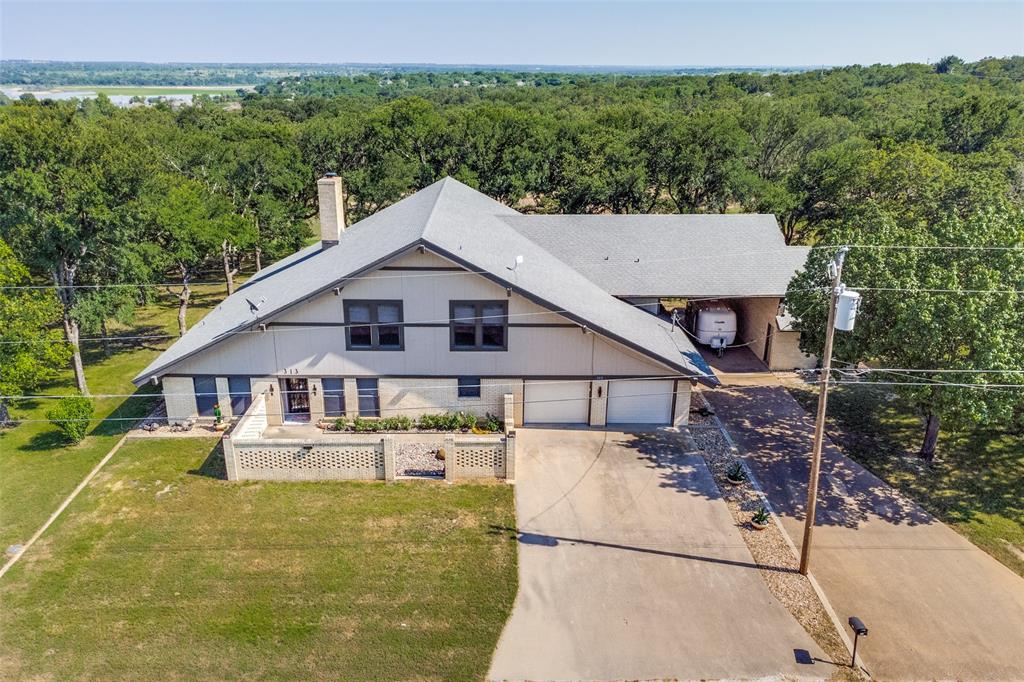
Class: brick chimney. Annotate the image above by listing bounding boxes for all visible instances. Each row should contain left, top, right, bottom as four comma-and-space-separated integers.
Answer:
317, 173, 346, 245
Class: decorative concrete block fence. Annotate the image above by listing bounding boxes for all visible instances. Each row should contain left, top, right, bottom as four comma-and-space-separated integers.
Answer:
222, 393, 515, 482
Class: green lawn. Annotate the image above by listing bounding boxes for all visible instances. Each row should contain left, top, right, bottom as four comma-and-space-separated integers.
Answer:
788, 383, 1024, 576
0, 285, 225, 551
0, 438, 517, 680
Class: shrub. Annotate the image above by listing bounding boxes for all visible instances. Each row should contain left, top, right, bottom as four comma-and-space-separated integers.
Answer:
482, 412, 502, 433
456, 411, 477, 431
416, 412, 490, 431
417, 413, 441, 430
726, 462, 747, 482
351, 416, 379, 433
378, 415, 413, 431
47, 396, 94, 444
332, 416, 349, 431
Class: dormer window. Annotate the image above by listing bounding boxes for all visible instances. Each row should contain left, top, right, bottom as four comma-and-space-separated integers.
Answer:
450, 301, 508, 351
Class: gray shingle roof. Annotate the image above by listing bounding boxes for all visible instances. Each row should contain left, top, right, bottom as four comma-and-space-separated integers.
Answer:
503, 215, 809, 297
133, 178, 717, 387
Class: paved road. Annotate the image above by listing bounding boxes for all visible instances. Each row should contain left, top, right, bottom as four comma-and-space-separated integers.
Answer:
488, 427, 825, 682
704, 384, 1024, 681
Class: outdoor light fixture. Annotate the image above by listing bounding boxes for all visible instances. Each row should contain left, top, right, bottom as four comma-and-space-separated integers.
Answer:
848, 616, 868, 669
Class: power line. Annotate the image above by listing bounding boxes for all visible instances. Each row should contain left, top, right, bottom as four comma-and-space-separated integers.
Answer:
1, 374, 694, 401
850, 286, 1024, 295
830, 379, 1024, 389
812, 244, 1024, 251
10, 374, 1024, 417
0, 246, 819, 291
832, 366, 1024, 374
829, 365, 1024, 393
0, 289, 828, 346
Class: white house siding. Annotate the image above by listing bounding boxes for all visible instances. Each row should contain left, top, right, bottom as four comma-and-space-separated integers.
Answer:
673, 380, 692, 427
169, 250, 673, 379
161, 249, 681, 422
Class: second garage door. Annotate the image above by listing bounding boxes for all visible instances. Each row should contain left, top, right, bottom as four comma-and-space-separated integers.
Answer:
524, 380, 590, 424
607, 379, 674, 425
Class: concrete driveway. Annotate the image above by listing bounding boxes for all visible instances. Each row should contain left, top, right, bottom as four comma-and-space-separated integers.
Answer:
488, 427, 825, 681
704, 384, 1024, 681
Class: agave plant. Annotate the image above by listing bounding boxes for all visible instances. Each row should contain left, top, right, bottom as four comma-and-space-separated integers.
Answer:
726, 461, 747, 483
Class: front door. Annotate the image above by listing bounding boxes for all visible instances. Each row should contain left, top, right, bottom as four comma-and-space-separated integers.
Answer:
281, 378, 311, 422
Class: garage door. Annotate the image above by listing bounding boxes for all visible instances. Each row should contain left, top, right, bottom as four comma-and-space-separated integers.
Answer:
524, 380, 590, 424
607, 379, 673, 425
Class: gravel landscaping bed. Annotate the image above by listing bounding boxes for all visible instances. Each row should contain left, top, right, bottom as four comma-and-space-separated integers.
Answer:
688, 396, 864, 681
396, 442, 444, 477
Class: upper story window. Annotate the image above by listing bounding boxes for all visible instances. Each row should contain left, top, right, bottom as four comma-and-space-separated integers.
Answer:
344, 300, 404, 351
450, 300, 508, 351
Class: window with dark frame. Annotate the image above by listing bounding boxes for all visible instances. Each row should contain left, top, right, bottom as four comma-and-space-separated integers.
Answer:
227, 376, 252, 415
356, 378, 380, 417
450, 300, 508, 350
458, 377, 481, 398
344, 300, 404, 350
321, 378, 345, 417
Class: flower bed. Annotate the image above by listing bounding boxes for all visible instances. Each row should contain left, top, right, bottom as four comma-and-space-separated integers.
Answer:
319, 411, 503, 435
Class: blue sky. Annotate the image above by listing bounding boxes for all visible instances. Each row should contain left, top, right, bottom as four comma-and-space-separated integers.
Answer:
2, 1, 1021, 66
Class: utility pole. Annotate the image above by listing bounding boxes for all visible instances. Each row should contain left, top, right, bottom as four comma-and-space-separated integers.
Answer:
799, 245, 850, 576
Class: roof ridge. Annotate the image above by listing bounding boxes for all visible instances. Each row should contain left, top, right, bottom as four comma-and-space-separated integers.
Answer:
420, 176, 454, 241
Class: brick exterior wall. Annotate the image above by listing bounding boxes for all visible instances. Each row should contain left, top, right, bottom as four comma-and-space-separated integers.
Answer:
377, 378, 512, 420
162, 376, 197, 425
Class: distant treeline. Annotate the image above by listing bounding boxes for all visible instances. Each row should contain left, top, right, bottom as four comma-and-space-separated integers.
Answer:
1, 60, 814, 87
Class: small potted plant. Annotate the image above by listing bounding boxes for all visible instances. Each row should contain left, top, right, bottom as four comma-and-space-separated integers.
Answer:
750, 506, 771, 530
725, 462, 747, 486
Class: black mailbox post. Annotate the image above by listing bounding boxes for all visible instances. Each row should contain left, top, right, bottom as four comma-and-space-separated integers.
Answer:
848, 616, 868, 668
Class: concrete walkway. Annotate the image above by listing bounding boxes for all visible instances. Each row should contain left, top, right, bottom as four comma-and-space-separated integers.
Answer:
488, 427, 825, 681
704, 384, 1024, 681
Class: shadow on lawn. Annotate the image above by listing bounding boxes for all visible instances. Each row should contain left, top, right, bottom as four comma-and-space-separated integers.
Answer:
703, 384, 936, 530
803, 384, 1024, 531
80, 324, 167, 364
188, 441, 227, 480
16, 387, 160, 452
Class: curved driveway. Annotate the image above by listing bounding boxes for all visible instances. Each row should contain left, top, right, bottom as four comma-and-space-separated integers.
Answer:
488, 427, 825, 681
